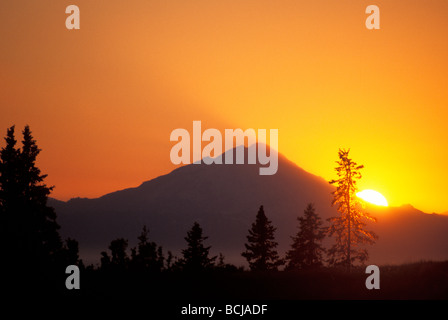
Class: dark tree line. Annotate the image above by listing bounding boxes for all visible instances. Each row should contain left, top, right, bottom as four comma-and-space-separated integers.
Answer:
97, 200, 355, 274
99, 222, 238, 273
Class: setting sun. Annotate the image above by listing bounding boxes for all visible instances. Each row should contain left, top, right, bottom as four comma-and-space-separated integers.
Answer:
357, 189, 388, 207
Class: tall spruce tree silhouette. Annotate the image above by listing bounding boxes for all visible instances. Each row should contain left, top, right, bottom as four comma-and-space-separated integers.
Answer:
328, 149, 378, 271
180, 222, 216, 272
0, 126, 63, 276
242, 205, 282, 271
285, 203, 325, 270
0, 127, 19, 267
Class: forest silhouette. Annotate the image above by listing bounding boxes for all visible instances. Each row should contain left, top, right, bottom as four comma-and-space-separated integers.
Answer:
1, 126, 447, 300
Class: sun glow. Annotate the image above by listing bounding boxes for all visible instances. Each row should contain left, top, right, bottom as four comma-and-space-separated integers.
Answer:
356, 189, 388, 207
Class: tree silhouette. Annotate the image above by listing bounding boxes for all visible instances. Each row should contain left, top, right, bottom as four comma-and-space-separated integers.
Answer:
131, 225, 164, 272
215, 252, 239, 272
242, 205, 282, 271
0, 126, 63, 273
179, 222, 216, 272
327, 149, 378, 271
166, 251, 174, 271
0, 127, 19, 267
100, 251, 111, 270
109, 238, 129, 270
63, 237, 81, 266
285, 203, 325, 270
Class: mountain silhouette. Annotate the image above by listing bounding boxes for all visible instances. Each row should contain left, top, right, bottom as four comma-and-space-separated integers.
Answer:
51, 146, 448, 266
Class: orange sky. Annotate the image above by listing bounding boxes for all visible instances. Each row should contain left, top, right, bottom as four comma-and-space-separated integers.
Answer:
1, 1, 448, 213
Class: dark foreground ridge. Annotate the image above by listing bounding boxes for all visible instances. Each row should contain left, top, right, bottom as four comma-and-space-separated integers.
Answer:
14, 260, 448, 300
